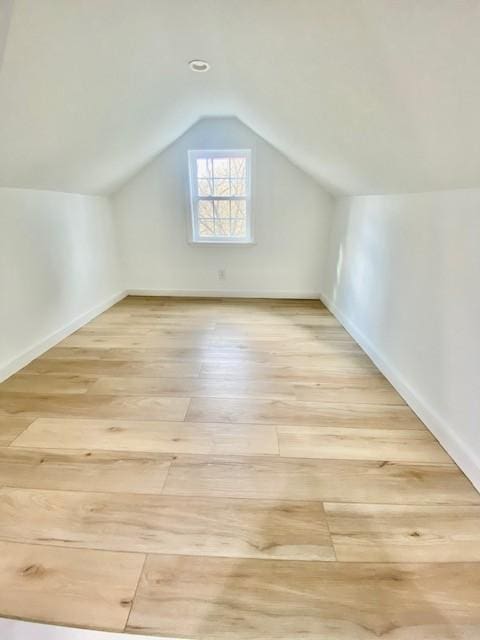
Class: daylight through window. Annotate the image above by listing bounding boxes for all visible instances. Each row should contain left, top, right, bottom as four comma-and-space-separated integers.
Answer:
188, 149, 252, 243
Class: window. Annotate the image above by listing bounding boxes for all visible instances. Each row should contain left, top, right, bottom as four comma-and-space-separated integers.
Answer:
188, 149, 252, 244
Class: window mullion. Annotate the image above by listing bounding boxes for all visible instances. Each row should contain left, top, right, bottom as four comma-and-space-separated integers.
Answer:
188, 149, 251, 243
198, 196, 246, 201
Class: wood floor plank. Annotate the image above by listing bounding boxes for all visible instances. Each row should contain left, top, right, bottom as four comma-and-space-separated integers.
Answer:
0, 373, 95, 395
201, 353, 377, 375
22, 358, 201, 378
60, 334, 209, 349
97, 309, 332, 324
324, 502, 480, 562
294, 380, 405, 405
13, 418, 279, 456
88, 315, 216, 328
0, 447, 172, 494
62, 333, 358, 352
207, 339, 359, 354
235, 360, 386, 376
277, 425, 451, 463
88, 375, 295, 400
127, 554, 480, 639
38, 347, 209, 362
76, 325, 214, 336
0, 392, 190, 421
256, 339, 364, 354
40, 343, 367, 363
186, 397, 426, 429
203, 349, 377, 366
115, 299, 328, 316
292, 314, 342, 326
0, 416, 34, 445
210, 325, 355, 342
0, 540, 143, 631
0, 488, 334, 561
162, 454, 480, 505
214, 318, 341, 333
208, 338, 368, 352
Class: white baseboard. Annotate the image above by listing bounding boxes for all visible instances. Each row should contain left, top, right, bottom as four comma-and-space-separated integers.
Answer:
319, 292, 480, 493
0, 618, 177, 640
0, 290, 127, 383
127, 288, 321, 300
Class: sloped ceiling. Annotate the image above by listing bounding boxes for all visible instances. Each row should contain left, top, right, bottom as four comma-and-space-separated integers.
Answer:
1, 0, 480, 196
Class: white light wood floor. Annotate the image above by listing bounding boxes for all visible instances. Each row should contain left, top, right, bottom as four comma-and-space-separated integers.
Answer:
0, 296, 479, 639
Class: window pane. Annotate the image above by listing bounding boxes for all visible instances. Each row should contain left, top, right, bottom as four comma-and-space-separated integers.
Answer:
213, 157, 230, 178
213, 200, 230, 219
215, 218, 230, 236
213, 178, 230, 197
230, 157, 246, 179
197, 179, 213, 196
190, 151, 251, 242
199, 220, 215, 237
231, 199, 246, 219
198, 200, 213, 219
230, 218, 246, 237
197, 158, 213, 179
230, 179, 246, 196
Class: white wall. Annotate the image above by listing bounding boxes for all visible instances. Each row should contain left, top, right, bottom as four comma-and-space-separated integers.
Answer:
113, 118, 333, 298
321, 190, 480, 489
0, 0, 13, 72
0, 188, 123, 380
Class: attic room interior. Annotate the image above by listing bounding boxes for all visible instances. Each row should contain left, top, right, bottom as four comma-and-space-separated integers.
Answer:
1, 0, 480, 638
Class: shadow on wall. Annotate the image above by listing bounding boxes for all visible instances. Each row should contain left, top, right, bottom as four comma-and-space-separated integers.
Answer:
322, 192, 480, 492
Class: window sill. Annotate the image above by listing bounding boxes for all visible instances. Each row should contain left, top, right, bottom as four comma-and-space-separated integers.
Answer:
188, 240, 256, 247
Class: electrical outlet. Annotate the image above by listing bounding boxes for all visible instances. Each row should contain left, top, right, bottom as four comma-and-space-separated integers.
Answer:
218, 269, 226, 280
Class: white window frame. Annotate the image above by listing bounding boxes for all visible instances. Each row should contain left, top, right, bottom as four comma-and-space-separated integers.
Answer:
187, 148, 253, 245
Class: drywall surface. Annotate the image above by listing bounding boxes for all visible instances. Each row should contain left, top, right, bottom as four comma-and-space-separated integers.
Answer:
4, 2, 480, 195
321, 190, 480, 489
0, 0, 13, 72
0, 188, 122, 379
113, 118, 333, 297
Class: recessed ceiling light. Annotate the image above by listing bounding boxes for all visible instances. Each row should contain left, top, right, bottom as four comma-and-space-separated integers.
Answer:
189, 59, 210, 73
